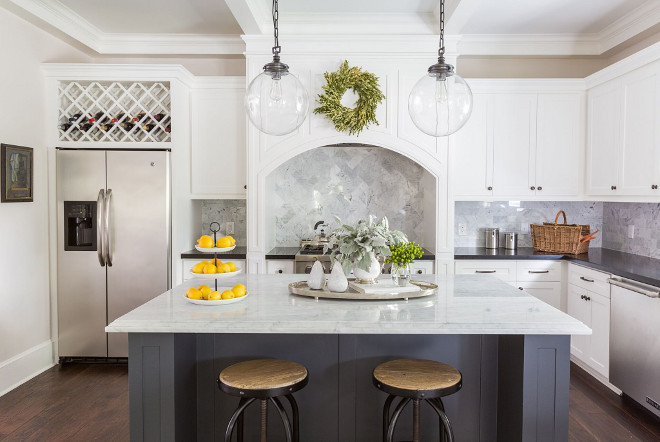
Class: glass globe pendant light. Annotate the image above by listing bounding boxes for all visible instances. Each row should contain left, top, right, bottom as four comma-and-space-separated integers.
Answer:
245, 0, 309, 136
408, 0, 472, 137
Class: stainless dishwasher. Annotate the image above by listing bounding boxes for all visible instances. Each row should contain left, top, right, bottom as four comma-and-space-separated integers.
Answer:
609, 276, 660, 418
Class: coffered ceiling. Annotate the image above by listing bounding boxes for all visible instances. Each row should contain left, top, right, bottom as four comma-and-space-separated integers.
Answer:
5, 0, 660, 56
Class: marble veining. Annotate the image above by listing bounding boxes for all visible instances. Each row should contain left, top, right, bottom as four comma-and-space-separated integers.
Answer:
201, 199, 246, 243
265, 145, 435, 247
603, 202, 660, 259
106, 274, 590, 335
454, 201, 603, 248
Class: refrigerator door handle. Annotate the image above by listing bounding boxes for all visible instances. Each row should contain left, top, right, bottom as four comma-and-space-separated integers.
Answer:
105, 189, 113, 267
96, 188, 106, 267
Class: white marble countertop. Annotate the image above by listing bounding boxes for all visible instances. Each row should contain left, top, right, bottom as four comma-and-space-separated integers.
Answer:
106, 274, 591, 335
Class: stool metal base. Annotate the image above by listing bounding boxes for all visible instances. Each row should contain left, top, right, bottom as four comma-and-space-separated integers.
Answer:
382, 394, 454, 442
224, 394, 300, 442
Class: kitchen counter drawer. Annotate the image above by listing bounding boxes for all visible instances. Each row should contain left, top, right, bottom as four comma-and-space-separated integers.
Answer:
568, 263, 611, 298
454, 260, 517, 282
518, 281, 561, 310
517, 261, 562, 282
409, 261, 434, 276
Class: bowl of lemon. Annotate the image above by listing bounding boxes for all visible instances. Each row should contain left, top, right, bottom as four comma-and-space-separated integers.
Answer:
190, 258, 241, 279
195, 235, 236, 253
185, 283, 247, 305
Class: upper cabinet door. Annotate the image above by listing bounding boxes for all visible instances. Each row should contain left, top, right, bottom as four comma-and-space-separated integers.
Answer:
492, 94, 537, 197
587, 81, 622, 195
451, 93, 493, 198
191, 87, 246, 198
535, 94, 582, 196
619, 62, 660, 196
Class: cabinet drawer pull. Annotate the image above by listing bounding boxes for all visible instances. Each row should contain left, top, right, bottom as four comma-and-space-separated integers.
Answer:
518, 287, 524, 290
530, 186, 536, 191
537, 186, 542, 191
652, 184, 658, 190
580, 276, 594, 283
611, 185, 617, 190
528, 270, 550, 274
475, 270, 496, 273
487, 186, 493, 191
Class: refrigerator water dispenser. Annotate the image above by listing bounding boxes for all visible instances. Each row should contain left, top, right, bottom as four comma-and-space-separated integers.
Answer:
64, 201, 97, 251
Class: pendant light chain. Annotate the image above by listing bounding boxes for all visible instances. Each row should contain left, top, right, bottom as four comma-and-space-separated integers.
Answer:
272, 0, 280, 55
438, 0, 445, 58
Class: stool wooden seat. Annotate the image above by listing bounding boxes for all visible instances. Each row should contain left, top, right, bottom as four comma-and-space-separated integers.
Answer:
218, 359, 309, 442
373, 359, 462, 442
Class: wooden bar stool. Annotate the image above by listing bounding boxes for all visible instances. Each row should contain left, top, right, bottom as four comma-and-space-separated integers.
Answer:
373, 359, 462, 442
218, 359, 308, 442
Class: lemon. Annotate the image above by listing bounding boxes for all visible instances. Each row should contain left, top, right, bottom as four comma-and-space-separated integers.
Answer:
230, 237, 236, 246
227, 262, 237, 272
198, 284, 210, 291
232, 284, 246, 297
203, 264, 217, 274
198, 235, 214, 248
221, 290, 235, 300
192, 263, 205, 274
210, 258, 223, 267
187, 288, 203, 300
207, 291, 221, 301
216, 237, 232, 248
219, 263, 231, 274
200, 287, 212, 298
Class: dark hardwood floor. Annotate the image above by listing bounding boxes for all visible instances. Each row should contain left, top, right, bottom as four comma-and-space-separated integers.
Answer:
1, 362, 660, 441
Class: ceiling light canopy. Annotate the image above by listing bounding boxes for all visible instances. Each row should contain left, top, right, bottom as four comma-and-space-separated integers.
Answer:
245, 0, 309, 136
408, 0, 473, 137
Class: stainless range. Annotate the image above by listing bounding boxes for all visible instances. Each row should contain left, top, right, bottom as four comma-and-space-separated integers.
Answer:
295, 242, 332, 274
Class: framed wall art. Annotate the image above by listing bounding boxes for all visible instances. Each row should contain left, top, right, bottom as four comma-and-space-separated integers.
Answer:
1, 143, 33, 202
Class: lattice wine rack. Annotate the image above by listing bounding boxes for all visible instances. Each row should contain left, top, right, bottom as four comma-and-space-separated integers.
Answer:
58, 81, 172, 142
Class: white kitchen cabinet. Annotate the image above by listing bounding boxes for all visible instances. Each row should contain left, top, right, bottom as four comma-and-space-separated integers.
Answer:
566, 263, 611, 379
587, 60, 660, 196
190, 80, 246, 198
409, 261, 435, 276
266, 260, 294, 275
519, 282, 561, 310
492, 94, 537, 197
454, 260, 517, 282
453, 88, 582, 199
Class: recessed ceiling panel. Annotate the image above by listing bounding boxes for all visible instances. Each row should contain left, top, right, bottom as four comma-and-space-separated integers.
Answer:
59, 0, 242, 34
461, 0, 649, 34
281, 0, 439, 14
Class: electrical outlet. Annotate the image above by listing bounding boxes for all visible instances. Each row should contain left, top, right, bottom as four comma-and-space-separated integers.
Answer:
458, 223, 467, 236
628, 225, 635, 239
226, 222, 234, 235
520, 223, 530, 234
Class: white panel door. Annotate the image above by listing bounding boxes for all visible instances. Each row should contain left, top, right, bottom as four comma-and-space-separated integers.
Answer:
587, 81, 622, 195
567, 284, 590, 361
588, 292, 610, 378
492, 94, 537, 197
619, 63, 660, 195
535, 94, 582, 196
451, 93, 492, 197
191, 87, 246, 198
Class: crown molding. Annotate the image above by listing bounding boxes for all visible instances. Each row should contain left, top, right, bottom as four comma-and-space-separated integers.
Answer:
8, 0, 245, 55
597, 1, 660, 54
585, 40, 660, 89
41, 63, 198, 87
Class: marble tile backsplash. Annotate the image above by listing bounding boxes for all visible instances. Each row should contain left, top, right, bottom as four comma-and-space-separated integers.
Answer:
454, 201, 604, 248
201, 199, 247, 244
265, 145, 435, 247
603, 202, 660, 259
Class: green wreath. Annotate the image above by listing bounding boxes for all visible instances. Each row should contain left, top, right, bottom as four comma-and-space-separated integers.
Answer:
314, 60, 385, 136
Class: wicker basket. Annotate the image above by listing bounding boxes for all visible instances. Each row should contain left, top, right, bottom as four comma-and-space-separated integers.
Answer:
530, 210, 590, 255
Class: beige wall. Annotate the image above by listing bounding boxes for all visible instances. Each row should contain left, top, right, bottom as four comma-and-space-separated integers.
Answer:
93, 55, 246, 76
458, 56, 608, 78
0, 7, 92, 392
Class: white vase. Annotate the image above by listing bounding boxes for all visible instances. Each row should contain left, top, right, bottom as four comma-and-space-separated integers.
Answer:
327, 262, 348, 292
353, 253, 381, 284
307, 261, 325, 290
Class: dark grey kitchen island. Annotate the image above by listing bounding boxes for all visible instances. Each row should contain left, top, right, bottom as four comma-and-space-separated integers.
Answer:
106, 274, 589, 441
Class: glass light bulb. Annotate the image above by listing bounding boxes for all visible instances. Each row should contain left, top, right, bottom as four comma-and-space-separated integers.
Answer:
245, 71, 309, 136
408, 72, 473, 137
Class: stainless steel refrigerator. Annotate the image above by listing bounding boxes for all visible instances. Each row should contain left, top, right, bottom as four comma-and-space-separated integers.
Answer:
56, 148, 171, 359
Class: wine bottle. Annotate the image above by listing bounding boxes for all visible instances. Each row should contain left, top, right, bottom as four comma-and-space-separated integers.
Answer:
112, 112, 125, 124
79, 122, 93, 132
132, 113, 145, 122
60, 122, 78, 132
68, 113, 82, 122
120, 121, 135, 131
88, 111, 104, 123
164, 124, 171, 133
99, 118, 114, 131
153, 113, 166, 121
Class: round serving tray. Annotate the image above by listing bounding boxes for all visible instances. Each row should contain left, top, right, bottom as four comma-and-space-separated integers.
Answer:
195, 245, 236, 253
190, 269, 242, 279
288, 280, 438, 301
185, 292, 248, 306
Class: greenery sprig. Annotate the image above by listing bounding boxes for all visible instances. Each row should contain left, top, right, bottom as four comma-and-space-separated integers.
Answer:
314, 60, 385, 136
385, 242, 423, 266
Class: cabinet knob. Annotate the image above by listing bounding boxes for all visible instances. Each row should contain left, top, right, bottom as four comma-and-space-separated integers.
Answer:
278, 269, 283, 274
530, 186, 536, 191
652, 185, 658, 190
611, 185, 617, 190
417, 269, 423, 274
518, 287, 524, 290
537, 186, 542, 191
487, 186, 493, 191
244, 185, 247, 190
586, 296, 591, 301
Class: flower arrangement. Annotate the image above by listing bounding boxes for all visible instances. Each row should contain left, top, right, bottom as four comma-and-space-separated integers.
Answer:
385, 242, 424, 266
324, 215, 407, 274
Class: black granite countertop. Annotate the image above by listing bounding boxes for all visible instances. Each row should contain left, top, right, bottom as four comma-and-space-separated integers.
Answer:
455, 247, 660, 287
181, 247, 247, 260
265, 247, 437, 261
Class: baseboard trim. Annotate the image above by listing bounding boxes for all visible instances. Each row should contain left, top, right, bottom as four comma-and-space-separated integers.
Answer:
570, 355, 622, 395
0, 340, 55, 397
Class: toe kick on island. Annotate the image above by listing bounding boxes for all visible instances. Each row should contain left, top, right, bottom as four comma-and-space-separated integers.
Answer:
127, 332, 570, 442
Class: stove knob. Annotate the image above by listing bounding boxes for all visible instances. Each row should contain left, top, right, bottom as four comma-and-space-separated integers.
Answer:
305, 266, 312, 274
